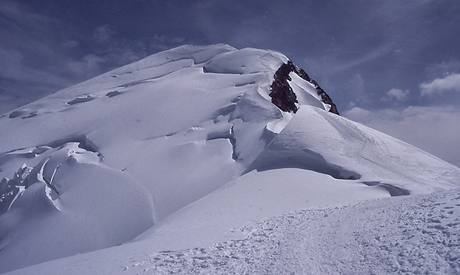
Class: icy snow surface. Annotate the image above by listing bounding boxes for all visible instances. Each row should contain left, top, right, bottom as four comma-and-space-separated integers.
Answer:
8, 187, 460, 275
1, 44, 460, 273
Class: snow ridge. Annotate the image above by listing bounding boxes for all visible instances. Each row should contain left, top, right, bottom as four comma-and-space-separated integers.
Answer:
0, 44, 460, 273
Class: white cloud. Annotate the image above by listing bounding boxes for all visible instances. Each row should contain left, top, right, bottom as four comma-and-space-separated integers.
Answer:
420, 73, 460, 96
344, 105, 460, 167
343, 106, 370, 118
383, 88, 410, 102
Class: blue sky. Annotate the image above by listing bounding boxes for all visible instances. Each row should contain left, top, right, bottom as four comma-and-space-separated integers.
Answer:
1, 0, 459, 165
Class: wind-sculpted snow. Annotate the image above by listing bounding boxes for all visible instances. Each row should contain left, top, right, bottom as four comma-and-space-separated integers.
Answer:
203, 48, 287, 74
0, 44, 300, 272
0, 139, 99, 215
0, 44, 459, 273
0, 142, 154, 272
259, 106, 460, 193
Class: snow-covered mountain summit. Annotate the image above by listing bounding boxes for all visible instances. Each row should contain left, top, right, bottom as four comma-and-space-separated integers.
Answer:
1, 44, 459, 273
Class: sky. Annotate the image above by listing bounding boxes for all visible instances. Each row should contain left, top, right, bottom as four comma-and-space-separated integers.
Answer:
1, 0, 459, 166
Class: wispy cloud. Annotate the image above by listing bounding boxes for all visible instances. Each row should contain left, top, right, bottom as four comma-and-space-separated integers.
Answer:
0, 1, 76, 113
326, 44, 395, 75
93, 25, 116, 43
0, 0, 56, 31
382, 88, 410, 102
0, 3, 189, 114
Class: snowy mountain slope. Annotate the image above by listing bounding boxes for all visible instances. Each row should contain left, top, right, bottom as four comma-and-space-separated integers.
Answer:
12, 187, 459, 275
249, 106, 460, 193
1, 44, 459, 273
137, 188, 459, 275
134, 169, 388, 251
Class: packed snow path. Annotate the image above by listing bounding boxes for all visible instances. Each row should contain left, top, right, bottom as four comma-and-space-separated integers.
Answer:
121, 189, 460, 274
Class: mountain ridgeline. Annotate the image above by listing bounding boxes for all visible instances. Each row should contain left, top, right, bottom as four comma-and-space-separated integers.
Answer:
270, 61, 339, 115
1, 45, 460, 274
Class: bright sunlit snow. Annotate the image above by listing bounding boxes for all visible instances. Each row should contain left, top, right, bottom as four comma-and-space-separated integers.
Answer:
1, 44, 459, 274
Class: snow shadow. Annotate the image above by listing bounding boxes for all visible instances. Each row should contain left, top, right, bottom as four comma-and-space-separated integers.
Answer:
8, 110, 37, 119
211, 103, 237, 118
105, 91, 123, 98
66, 95, 95, 105
247, 148, 361, 180
0, 135, 102, 167
47, 135, 101, 157
361, 181, 410, 196
206, 127, 237, 160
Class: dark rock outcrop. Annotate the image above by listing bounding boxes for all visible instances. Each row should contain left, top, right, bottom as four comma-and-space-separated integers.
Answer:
269, 61, 299, 113
269, 61, 339, 115
316, 87, 339, 115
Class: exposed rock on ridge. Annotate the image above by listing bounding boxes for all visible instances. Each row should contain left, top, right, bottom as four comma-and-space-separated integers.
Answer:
269, 61, 339, 115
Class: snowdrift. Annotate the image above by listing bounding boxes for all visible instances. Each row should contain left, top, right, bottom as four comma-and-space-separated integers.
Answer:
1, 44, 459, 273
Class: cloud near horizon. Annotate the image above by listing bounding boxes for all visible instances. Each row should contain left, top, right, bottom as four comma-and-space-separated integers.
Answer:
420, 73, 460, 96
344, 105, 460, 167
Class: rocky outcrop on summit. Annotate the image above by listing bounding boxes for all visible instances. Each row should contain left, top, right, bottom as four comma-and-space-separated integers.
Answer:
269, 61, 339, 115
269, 62, 299, 113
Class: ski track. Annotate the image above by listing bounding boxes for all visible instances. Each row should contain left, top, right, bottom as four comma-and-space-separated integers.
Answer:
124, 189, 460, 274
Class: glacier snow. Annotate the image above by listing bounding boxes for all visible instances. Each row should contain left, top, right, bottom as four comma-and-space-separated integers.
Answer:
0, 44, 459, 274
